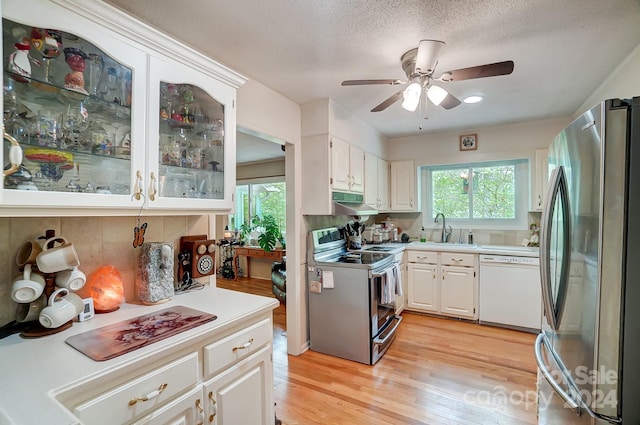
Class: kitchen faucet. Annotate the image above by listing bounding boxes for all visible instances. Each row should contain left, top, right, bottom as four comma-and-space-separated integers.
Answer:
434, 213, 452, 243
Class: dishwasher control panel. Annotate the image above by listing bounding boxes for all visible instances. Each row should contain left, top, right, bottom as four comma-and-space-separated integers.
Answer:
479, 255, 539, 266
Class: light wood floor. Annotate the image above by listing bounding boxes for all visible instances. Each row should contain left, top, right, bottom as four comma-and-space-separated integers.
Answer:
217, 276, 538, 425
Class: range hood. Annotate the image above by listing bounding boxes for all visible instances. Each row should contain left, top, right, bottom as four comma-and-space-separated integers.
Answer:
332, 192, 378, 216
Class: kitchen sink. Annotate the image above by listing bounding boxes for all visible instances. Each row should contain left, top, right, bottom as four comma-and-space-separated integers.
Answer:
412, 242, 478, 248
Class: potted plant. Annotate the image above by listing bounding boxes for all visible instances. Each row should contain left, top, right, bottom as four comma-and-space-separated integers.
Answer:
252, 214, 283, 252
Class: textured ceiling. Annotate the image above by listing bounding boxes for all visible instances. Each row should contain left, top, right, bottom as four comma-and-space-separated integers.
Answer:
106, 0, 640, 140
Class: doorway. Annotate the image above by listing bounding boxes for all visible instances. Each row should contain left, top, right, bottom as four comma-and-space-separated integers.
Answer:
216, 127, 288, 344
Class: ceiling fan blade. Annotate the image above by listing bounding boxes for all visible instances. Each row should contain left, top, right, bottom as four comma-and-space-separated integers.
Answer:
415, 39, 445, 74
341, 79, 404, 86
440, 93, 462, 110
371, 90, 404, 112
440, 60, 514, 82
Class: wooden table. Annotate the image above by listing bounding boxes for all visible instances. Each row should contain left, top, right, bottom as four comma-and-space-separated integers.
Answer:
233, 246, 285, 280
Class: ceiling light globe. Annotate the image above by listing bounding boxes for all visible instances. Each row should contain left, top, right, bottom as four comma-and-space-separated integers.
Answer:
463, 95, 484, 104
401, 82, 421, 112
426, 85, 448, 106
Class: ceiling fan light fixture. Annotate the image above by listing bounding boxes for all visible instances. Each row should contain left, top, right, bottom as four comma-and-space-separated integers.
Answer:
426, 85, 448, 106
401, 82, 422, 112
463, 95, 484, 104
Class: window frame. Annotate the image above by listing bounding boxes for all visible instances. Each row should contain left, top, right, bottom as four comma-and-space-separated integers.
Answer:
420, 159, 530, 230
231, 176, 286, 232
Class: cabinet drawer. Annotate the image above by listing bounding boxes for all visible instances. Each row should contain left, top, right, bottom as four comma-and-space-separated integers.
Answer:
203, 318, 272, 378
73, 352, 199, 425
407, 251, 438, 264
264, 251, 282, 259
440, 252, 475, 267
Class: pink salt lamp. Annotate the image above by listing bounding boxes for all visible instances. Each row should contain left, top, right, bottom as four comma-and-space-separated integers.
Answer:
87, 265, 125, 313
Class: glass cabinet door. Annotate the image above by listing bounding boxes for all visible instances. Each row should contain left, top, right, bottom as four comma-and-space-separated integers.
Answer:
157, 82, 224, 199
147, 56, 235, 210
2, 17, 136, 201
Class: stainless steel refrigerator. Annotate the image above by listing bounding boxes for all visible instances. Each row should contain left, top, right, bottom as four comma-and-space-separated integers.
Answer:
536, 97, 640, 424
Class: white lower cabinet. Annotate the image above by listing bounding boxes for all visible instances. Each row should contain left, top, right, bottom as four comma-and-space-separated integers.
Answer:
59, 315, 274, 425
440, 265, 476, 319
395, 251, 408, 314
407, 262, 439, 313
203, 346, 273, 425
407, 250, 478, 319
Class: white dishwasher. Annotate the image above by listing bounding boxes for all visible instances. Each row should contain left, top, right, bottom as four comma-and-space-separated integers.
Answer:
479, 254, 541, 332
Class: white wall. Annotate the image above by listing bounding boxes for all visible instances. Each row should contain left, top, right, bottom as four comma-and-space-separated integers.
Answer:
386, 117, 569, 165
237, 79, 301, 145
301, 98, 388, 158
235, 78, 307, 355
237, 159, 285, 181
576, 43, 640, 117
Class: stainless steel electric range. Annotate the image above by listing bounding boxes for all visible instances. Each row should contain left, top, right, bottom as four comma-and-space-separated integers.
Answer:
307, 227, 402, 364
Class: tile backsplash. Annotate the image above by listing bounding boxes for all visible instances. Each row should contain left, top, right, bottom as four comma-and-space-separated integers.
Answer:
0, 215, 210, 327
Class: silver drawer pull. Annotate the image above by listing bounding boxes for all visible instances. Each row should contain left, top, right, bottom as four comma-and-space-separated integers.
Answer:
128, 383, 167, 406
451, 258, 463, 262
232, 338, 254, 352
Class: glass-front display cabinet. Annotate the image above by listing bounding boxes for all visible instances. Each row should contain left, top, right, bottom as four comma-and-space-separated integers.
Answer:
1, 0, 241, 213
1, 10, 146, 211
146, 55, 236, 210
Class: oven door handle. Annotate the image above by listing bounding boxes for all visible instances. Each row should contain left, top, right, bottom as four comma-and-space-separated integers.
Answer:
373, 315, 402, 345
371, 262, 400, 278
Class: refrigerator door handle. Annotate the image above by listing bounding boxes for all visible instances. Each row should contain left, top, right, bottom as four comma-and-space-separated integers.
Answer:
540, 165, 571, 330
536, 333, 624, 424
534, 333, 580, 411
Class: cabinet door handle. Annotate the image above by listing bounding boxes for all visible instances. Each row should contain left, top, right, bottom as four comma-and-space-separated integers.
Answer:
232, 338, 254, 352
132, 170, 143, 200
208, 391, 217, 422
148, 172, 157, 201
196, 399, 204, 425
128, 383, 167, 406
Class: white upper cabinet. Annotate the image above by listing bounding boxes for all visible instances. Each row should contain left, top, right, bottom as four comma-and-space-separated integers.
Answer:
390, 160, 417, 211
331, 137, 363, 194
365, 151, 389, 211
1, 0, 244, 215
301, 134, 370, 214
146, 56, 236, 210
531, 148, 549, 211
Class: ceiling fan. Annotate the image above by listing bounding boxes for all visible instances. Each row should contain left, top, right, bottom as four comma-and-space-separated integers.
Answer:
341, 39, 514, 113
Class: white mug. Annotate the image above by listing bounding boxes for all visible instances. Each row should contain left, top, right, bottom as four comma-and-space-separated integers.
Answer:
39, 288, 84, 329
15, 240, 43, 267
11, 264, 46, 303
55, 267, 87, 291
35, 236, 80, 273
15, 294, 47, 323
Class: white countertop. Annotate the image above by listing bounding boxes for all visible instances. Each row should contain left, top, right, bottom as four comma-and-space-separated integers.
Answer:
362, 242, 539, 257
0, 287, 279, 425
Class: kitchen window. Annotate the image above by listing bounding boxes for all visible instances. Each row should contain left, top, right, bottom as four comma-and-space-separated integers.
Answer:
230, 180, 286, 233
421, 159, 528, 229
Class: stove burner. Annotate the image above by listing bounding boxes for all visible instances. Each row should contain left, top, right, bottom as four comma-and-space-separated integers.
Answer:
365, 246, 392, 252
339, 253, 362, 263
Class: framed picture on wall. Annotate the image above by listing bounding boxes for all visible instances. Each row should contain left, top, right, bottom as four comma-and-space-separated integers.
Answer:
459, 134, 478, 151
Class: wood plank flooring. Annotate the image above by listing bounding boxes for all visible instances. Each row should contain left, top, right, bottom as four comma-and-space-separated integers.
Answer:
217, 276, 538, 425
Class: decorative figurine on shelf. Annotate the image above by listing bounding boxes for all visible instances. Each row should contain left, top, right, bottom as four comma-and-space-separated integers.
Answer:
30, 28, 62, 84
62, 47, 88, 95
6, 27, 34, 82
